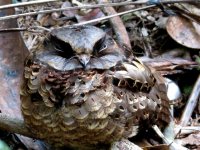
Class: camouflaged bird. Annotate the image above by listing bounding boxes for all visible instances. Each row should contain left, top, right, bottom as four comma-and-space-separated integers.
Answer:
20, 26, 170, 149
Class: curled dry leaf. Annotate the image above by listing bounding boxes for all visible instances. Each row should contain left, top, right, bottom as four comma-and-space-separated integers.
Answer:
39, 14, 57, 27
62, 1, 77, 18
140, 56, 197, 75
75, 8, 104, 23
142, 144, 169, 150
172, 3, 200, 23
166, 16, 200, 49
175, 133, 200, 149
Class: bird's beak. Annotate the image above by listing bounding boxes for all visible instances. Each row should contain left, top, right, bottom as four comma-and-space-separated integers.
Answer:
78, 54, 90, 67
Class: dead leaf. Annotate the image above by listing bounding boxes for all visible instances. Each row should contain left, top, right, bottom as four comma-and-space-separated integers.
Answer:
176, 133, 200, 149
39, 14, 57, 27
140, 56, 197, 75
75, 8, 104, 23
143, 144, 169, 150
166, 16, 200, 49
62, 1, 77, 18
0, 2, 28, 119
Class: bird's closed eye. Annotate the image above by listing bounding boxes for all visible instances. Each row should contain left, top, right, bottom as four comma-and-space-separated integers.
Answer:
99, 44, 107, 52
93, 36, 107, 54
51, 35, 75, 59
54, 43, 63, 52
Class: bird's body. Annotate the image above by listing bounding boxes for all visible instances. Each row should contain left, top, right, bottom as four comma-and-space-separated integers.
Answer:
20, 26, 170, 149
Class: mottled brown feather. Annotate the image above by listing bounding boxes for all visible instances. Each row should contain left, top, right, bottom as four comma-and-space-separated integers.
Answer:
20, 26, 170, 149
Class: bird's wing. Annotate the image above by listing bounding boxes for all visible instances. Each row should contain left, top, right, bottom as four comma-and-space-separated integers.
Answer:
111, 57, 170, 136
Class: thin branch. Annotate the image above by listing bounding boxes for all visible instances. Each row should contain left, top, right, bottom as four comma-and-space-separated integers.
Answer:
72, 5, 156, 26
152, 125, 188, 150
0, 1, 149, 21
0, 26, 50, 33
0, 27, 27, 32
0, 0, 57, 10
175, 126, 200, 135
0, 5, 156, 32
0, 0, 197, 21
0, 114, 34, 138
99, 0, 131, 49
179, 75, 200, 127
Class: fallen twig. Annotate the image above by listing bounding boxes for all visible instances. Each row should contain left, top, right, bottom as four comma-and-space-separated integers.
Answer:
0, 5, 157, 31
72, 5, 156, 26
152, 125, 188, 150
99, 0, 131, 49
174, 75, 200, 136
0, 26, 50, 33
175, 126, 200, 135
0, 0, 197, 21
0, 2, 154, 21
0, 0, 57, 10
180, 75, 200, 126
0, 114, 33, 138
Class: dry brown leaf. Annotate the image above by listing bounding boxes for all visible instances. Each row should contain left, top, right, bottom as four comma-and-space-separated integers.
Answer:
140, 57, 197, 75
166, 16, 200, 49
143, 144, 169, 150
62, 1, 77, 18
0, 1, 45, 149
0, 1, 28, 119
39, 14, 57, 27
172, 3, 200, 22
75, 8, 104, 23
176, 133, 200, 149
